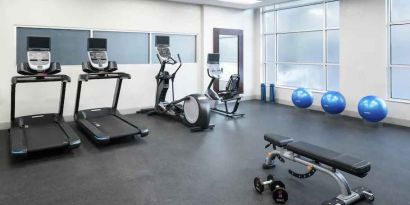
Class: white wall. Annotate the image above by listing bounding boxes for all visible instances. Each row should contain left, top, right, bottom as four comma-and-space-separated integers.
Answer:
0, 0, 260, 129
271, 0, 410, 127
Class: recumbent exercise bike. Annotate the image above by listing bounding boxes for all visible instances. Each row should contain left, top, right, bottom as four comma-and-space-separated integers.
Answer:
206, 53, 244, 118
139, 36, 214, 132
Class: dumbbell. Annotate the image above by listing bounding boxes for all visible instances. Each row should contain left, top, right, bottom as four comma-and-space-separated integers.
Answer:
271, 181, 288, 204
254, 174, 275, 193
254, 175, 288, 204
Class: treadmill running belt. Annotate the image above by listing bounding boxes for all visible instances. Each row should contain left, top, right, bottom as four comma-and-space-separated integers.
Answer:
90, 115, 140, 138
24, 123, 69, 152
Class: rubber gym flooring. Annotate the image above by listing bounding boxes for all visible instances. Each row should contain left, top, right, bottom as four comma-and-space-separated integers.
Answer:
0, 100, 409, 205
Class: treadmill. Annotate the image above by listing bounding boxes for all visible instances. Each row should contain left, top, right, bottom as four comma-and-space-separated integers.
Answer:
74, 38, 149, 144
10, 36, 81, 157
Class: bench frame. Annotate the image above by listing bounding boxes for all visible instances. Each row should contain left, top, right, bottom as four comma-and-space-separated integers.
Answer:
263, 142, 374, 205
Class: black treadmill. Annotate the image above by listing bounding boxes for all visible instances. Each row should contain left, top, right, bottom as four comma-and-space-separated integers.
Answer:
74, 38, 149, 144
10, 36, 81, 157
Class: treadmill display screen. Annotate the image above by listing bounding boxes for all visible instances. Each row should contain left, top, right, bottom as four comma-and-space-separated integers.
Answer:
207, 53, 220, 64
155, 36, 170, 47
88, 38, 107, 51
28, 37, 51, 51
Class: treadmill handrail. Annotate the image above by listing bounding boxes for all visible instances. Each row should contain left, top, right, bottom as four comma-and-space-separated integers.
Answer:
78, 72, 131, 82
12, 75, 71, 84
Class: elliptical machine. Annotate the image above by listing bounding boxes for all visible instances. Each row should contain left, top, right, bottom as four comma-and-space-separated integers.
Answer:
206, 53, 245, 118
139, 36, 214, 132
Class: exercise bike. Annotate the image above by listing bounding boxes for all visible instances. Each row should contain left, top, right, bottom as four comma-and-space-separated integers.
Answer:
205, 53, 245, 118
139, 36, 214, 132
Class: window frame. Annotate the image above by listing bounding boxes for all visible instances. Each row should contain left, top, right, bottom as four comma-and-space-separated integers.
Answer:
387, 0, 410, 102
262, 0, 340, 92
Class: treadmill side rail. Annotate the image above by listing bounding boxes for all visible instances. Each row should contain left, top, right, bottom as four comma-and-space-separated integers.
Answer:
9, 127, 27, 156
58, 121, 81, 148
114, 112, 150, 137
76, 119, 110, 142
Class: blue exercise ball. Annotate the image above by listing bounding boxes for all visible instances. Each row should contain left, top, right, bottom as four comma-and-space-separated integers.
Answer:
321, 91, 346, 114
292, 88, 314, 109
358, 96, 388, 122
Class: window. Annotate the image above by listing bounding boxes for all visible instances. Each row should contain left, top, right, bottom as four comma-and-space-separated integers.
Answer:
389, 0, 410, 100
263, 0, 340, 91
16, 27, 197, 66
16, 27, 90, 65
94, 31, 149, 64
150, 34, 197, 64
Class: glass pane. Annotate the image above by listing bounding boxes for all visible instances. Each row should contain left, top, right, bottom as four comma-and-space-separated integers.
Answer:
327, 30, 339, 63
266, 63, 276, 84
326, 1, 340, 28
94, 31, 149, 64
151, 34, 196, 63
391, 25, 410, 65
277, 4, 323, 32
391, 0, 410, 22
264, 5, 275, 11
16, 27, 90, 65
264, 12, 275, 34
391, 67, 410, 100
327, 65, 339, 91
276, 0, 322, 9
277, 31, 323, 63
219, 35, 239, 90
266, 35, 275, 62
277, 64, 325, 90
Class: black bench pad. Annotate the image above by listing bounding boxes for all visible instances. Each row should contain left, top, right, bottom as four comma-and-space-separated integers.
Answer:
287, 141, 371, 177
264, 133, 294, 147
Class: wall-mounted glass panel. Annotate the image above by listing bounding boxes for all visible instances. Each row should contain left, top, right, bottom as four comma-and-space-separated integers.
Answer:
17, 27, 90, 65
326, 1, 340, 28
391, 25, 410, 65
94, 31, 149, 64
151, 34, 196, 63
277, 4, 323, 32
327, 65, 339, 91
266, 35, 275, 62
277, 31, 323, 63
277, 64, 325, 90
327, 30, 339, 63
391, 0, 410, 22
264, 12, 275, 33
391, 67, 410, 100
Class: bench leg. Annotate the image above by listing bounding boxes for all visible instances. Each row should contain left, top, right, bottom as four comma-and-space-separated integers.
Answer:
262, 151, 276, 169
293, 157, 373, 205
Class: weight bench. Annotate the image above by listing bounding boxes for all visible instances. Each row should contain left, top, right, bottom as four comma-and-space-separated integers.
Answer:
262, 133, 374, 205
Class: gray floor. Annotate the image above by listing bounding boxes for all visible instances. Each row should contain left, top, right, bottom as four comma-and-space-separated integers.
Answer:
0, 100, 409, 205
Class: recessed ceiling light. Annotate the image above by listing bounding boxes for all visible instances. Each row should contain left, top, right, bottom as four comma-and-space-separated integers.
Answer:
217, 0, 262, 5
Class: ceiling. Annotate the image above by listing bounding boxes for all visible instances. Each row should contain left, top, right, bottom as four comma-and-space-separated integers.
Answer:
162, 0, 294, 10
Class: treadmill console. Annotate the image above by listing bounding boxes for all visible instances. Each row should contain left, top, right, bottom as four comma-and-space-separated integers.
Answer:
155, 36, 172, 61
87, 38, 108, 70
27, 37, 51, 71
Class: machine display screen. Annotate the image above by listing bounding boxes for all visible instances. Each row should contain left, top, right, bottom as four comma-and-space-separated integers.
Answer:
155, 36, 170, 47
88, 38, 107, 51
207, 53, 220, 64
28, 37, 51, 51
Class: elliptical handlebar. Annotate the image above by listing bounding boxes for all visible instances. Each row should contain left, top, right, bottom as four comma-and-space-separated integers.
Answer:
171, 54, 182, 79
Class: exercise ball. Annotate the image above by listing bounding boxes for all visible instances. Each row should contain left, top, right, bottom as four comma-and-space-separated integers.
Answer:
358, 96, 388, 122
292, 88, 314, 109
321, 91, 346, 114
